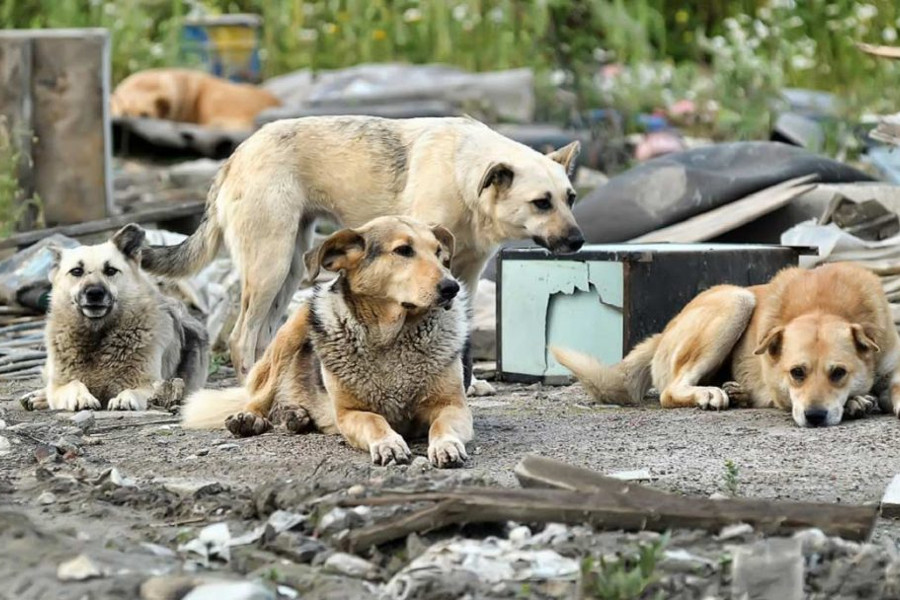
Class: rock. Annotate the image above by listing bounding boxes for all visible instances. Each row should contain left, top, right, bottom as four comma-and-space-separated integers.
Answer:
661, 548, 718, 573
140, 575, 202, 600
0, 418, 7, 430
709, 492, 729, 500
196, 448, 210, 456
54, 435, 83, 456
792, 528, 828, 555
57, 554, 103, 581
179, 522, 233, 564
718, 523, 754, 540
346, 484, 365, 496
0, 436, 10, 456
318, 507, 369, 536
408, 456, 432, 473
70, 410, 95, 432
266, 510, 307, 534
37, 491, 56, 505
217, 443, 240, 451
34, 443, 60, 464
508, 525, 532, 543
323, 552, 381, 580
267, 532, 326, 564
731, 538, 803, 600
183, 580, 275, 600
608, 468, 652, 482
140, 542, 177, 558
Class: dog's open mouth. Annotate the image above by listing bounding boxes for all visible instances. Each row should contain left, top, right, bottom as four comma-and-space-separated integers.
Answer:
79, 303, 112, 319
436, 297, 454, 310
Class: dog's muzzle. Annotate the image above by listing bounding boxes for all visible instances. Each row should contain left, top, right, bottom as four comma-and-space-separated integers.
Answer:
436, 278, 460, 309
534, 227, 585, 255
78, 284, 113, 319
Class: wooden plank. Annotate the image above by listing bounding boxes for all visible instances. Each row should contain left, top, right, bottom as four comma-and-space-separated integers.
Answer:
629, 175, 818, 244
515, 454, 670, 501
0, 35, 36, 230
340, 471, 877, 550
881, 474, 900, 518
0, 200, 205, 250
857, 42, 900, 60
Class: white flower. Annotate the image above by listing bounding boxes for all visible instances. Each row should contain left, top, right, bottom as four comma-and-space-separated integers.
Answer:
404, 8, 422, 22
298, 28, 318, 42
488, 7, 503, 23
150, 43, 164, 58
753, 19, 770, 39
855, 4, 878, 21
452, 5, 467, 22
786, 16, 803, 29
790, 55, 814, 70
884, 27, 898, 42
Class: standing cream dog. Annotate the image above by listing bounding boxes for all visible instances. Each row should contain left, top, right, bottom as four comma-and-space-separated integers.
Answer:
553, 263, 900, 428
182, 216, 472, 468
140, 116, 583, 382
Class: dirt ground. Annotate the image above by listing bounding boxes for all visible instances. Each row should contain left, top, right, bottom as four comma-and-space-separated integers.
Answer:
4, 369, 900, 599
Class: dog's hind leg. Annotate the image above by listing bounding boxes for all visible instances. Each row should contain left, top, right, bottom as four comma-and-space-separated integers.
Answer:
229, 220, 299, 380
657, 287, 756, 410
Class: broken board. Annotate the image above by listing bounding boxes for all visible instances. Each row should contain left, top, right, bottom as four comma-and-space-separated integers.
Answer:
496, 244, 804, 383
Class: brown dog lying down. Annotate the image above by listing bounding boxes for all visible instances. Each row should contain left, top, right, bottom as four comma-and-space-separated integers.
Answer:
110, 68, 280, 130
181, 216, 473, 467
553, 262, 900, 428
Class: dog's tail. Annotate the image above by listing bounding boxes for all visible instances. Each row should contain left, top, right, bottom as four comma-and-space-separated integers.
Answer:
141, 165, 226, 277
550, 334, 661, 405
181, 387, 248, 430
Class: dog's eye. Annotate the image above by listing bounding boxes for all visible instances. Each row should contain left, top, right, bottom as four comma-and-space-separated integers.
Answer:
69, 267, 84, 277
829, 367, 847, 383
531, 198, 553, 211
790, 367, 806, 382
103, 266, 119, 277
566, 191, 577, 208
393, 245, 415, 258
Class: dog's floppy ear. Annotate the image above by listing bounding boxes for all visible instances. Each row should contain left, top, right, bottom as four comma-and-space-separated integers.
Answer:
851, 323, 881, 354
111, 223, 146, 262
154, 96, 171, 119
546, 141, 581, 177
754, 326, 785, 358
47, 244, 63, 282
430, 224, 456, 263
478, 162, 514, 197
303, 228, 366, 282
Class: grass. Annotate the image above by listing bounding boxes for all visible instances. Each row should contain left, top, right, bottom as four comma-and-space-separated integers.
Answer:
579, 534, 668, 600
723, 459, 740, 497
0, 117, 41, 237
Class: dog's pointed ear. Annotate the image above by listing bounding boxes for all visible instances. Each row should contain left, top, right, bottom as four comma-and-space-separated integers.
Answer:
303, 228, 366, 282
546, 141, 581, 177
754, 326, 785, 358
154, 96, 171, 119
47, 244, 63, 282
111, 223, 146, 262
430, 224, 455, 263
851, 323, 881, 354
478, 162, 514, 197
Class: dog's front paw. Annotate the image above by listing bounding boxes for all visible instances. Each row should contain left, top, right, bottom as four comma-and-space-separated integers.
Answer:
225, 411, 272, 437
282, 408, 314, 434
50, 382, 101, 411
369, 434, 411, 466
721, 381, 751, 407
845, 394, 878, 420
428, 436, 468, 469
696, 387, 729, 411
467, 377, 495, 397
20, 389, 48, 411
108, 389, 149, 411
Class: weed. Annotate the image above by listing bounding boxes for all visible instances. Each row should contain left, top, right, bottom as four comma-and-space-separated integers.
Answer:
208, 352, 228, 376
0, 116, 42, 237
723, 459, 740, 497
579, 533, 668, 600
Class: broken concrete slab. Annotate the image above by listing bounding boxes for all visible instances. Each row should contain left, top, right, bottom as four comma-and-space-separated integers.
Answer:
731, 538, 803, 600
881, 474, 900, 518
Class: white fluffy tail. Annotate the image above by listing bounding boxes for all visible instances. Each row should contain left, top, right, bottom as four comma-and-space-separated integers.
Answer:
551, 334, 660, 405
181, 387, 249, 429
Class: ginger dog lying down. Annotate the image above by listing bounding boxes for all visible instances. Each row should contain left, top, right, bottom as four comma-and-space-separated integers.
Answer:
553, 262, 900, 428
181, 216, 473, 467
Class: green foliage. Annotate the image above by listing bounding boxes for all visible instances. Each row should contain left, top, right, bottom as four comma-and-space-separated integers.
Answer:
723, 459, 740, 497
0, 117, 41, 237
579, 533, 669, 600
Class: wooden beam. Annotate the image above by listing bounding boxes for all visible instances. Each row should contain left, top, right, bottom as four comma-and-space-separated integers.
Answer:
0, 200, 204, 251
338, 456, 877, 550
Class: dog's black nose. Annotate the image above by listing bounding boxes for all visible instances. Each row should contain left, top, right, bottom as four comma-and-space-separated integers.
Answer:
84, 286, 106, 303
437, 279, 460, 300
804, 408, 829, 427
564, 228, 585, 252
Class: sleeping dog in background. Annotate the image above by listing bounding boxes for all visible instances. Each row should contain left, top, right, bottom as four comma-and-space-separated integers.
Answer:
181, 216, 472, 468
139, 115, 584, 392
553, 262, 900, 428
26, 225, 209, 412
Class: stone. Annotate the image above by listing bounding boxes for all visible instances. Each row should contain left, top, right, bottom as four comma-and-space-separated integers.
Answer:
57, 554, 103, 581
718, 523, 754, 540
70, 410, 95, 432
0, 436, 10, 456
54, 435, 83, 456
731, 538, 803, 600
217, 443, 240, 451
267, 532, 326, 564
322, 552, 381, 580
182, 580, 275, 600
140, 575, 201, 600
37, 491, 56, 505
34, 443, 60, 464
